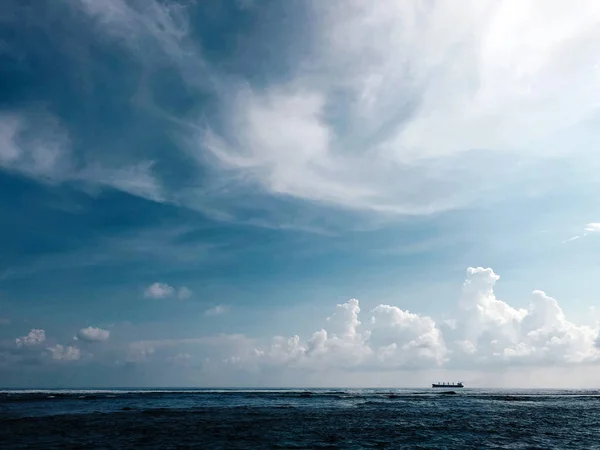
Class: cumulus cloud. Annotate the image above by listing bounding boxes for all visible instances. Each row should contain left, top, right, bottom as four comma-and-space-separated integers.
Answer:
204, 305, 230, 316
77, 326, 110, 342
444, 268, 599, 366
47, 344, 81, 361
92, 268, 597, 382
15, 329, 46, 347
230, 298, 445, 372
221, 267, 599, 372
370, 304, 447, 367
144, 282, 175, 299
144, 282, 191, 299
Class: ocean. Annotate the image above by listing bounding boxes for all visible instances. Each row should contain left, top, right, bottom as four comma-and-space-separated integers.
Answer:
1, 388, 598, 449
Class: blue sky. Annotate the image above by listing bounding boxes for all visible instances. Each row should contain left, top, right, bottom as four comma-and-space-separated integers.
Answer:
1, 0, 600, 388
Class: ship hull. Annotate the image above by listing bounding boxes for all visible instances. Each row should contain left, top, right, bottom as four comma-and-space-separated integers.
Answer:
432, 384, 463, 388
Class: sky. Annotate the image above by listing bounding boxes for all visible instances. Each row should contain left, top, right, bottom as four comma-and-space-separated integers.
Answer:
1, 0, 600, 388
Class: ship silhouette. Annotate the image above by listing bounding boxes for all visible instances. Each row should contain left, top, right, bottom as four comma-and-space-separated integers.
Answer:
432, 381, 464, 388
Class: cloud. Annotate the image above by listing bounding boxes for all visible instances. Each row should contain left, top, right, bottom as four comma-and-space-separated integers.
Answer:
75, 0, 214, 91
562, 222, 600, 243
0, 112, 73, 182
584, 223, 600, 233
199, 1, 600, 217
370, 304, 447, 367
0, 112, 163, 202
14, 0, 592, 228
4, 0, 598, 229
144, 282, 175, 299
243, 298, 445, 372
443, 267, 599, 366
78, 161, 163, 202
204, 305, 230, 316
144, 282, 191, 299
15, 329, 46, 347
62, 268, 594, 382
220, 267, 599, 372
47, 344, 81, 361
77, 326, 110, 342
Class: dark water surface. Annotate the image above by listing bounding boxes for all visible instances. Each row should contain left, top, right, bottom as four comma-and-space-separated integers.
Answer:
1, 388, 599, 449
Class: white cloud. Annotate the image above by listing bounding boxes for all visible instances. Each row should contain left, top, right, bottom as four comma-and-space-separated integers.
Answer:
47, 344, 81, 361
228, 298, 445, 372
0, 112, 73, 182
370, 304, 447, 366
217, 267, 599, 372
446, 267, 599, 366
144, 282, 175, 299
200, 0, 600, 217
15, 329, 46, 347
562, 222, 600, 243
106, 270, 597, 384
144, 282, 191, 300
204, 305, 230, 316
584, 223, 600, 233
0, 112, 163, 202
77, 326, 110, 342
78, 161, 163, 202
68, 0, 600, 223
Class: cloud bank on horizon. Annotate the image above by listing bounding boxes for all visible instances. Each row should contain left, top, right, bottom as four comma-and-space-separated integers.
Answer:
3, 268, 599, 386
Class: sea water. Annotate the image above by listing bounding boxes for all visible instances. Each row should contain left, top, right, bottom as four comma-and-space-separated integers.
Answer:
1, 388, 599, 448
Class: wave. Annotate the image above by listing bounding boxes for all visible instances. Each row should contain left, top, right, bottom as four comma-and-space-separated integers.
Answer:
1, 388, 599, 404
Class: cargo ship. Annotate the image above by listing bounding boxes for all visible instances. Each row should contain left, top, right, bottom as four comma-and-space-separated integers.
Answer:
432, 381, 464, 388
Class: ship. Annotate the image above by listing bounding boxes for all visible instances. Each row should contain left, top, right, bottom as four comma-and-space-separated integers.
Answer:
432, 381, 464, 388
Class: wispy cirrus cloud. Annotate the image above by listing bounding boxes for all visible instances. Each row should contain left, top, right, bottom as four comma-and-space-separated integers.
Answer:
74, 0, 216, 91
199, 1, 600, 218
562, 222, 600, 243
0, 111, 163, 201
5, 0, 600, 227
